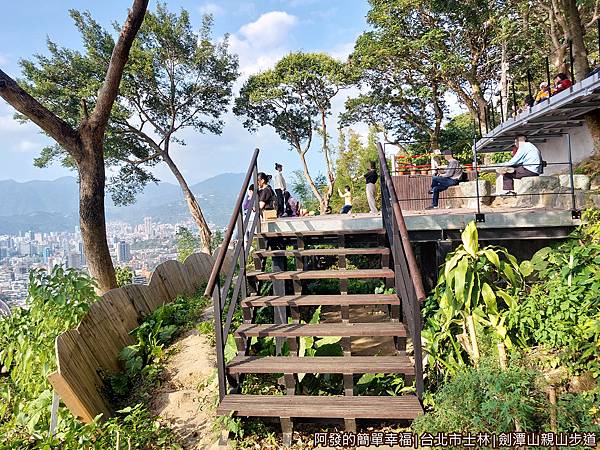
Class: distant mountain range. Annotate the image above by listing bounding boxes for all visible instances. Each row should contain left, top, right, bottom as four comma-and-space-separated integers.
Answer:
0, 173, 245, 234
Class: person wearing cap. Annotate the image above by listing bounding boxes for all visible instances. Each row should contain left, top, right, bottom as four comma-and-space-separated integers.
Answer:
535, 82, 553, 104
273, 163, 286, 217
426, 150, 463, 210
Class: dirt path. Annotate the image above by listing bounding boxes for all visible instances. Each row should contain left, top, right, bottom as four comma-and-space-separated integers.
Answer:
148, 328, 220, 449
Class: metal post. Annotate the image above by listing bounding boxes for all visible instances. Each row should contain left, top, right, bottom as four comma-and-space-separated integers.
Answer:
498, 90, 505, 123
212, 278, 227, 401
597, 19, 600, 61
569, 39, 575, 83
477, 112, 483, 138
253, 164, 260, 235
473, 137, 483, 222
527, 69, 533, 100
484, 105, 490, 132
567, 133, 577, 214
490, 102, 496, 129
546, 57, 552, 99
512, 82, 518, 117
48, 390, 59, 438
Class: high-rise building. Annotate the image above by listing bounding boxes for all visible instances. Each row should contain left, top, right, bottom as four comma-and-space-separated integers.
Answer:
116, 241, 131, 263
44, 247, 52, 263
67, 253, 82, 269
144, 217, 153, 239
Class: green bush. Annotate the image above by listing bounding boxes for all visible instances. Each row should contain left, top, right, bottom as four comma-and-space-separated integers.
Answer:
0, 267, 98, 443
413, 359, 598, 436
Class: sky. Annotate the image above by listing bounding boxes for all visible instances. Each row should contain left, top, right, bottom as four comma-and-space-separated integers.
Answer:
0, 0, 370, 185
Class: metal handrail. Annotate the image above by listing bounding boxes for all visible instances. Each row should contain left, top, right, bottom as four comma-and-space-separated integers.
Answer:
204, 148, 260, 298
376, 141, 425, 399
204, 147, 261, 401
377, 143, 426, 301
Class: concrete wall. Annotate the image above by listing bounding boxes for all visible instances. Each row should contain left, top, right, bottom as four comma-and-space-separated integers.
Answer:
537, 125, 594, 174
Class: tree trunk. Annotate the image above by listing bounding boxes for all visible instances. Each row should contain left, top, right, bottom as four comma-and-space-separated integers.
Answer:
585, 110, 600, 156
79, 135, 117, 293
162, 152, 212, 253
297, 149, 324, 211
321, 111, 335, 214
562, 0, 589, 81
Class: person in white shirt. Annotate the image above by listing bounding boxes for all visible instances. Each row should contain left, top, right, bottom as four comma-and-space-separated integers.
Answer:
497, 135, 542, 195
273, 163, 287, 217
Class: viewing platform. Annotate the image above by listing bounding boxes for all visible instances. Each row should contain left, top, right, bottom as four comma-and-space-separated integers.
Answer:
266, 208, 580, 242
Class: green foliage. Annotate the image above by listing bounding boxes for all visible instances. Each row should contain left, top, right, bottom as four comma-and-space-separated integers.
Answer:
332, 127, 380, 213
115, 266, 133, 287
290, 169, 326, 213
422, 222, 524, 379
0, 267, 97, 443
210, 229, 224, 254
356, 373, 411, 396
412, 359, 599, 435
108, 289, 210, 399
509, 218, 600, 378
176, 226, 199, 263
20, 4, 238, 206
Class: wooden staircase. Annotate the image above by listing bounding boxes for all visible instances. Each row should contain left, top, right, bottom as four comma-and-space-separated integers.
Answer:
217, 228, 422, 445
205, 146, 426, 447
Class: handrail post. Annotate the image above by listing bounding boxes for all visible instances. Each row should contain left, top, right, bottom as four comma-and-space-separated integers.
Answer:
473, 138, 482, 219
546, 57, 552, 99
253, 164, 261, 235
527, 69, 533, 101
213, 278, 226, 401
569, 39, 575, 83
567, 133, 577, 213
511, 82, 517, 117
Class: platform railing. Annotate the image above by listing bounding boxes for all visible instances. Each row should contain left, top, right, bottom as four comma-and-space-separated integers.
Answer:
204, 147, 261, 401
376, 142, 425, 399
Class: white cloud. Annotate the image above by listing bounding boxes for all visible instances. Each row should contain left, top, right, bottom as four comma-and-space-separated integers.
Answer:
238, 11, 297, 47
197, 2, 225, 17
229, 11, 298, 76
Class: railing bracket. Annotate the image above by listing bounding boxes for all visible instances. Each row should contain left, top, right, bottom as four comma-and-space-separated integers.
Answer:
571, 209, 582, 219
475, 213, 486, 223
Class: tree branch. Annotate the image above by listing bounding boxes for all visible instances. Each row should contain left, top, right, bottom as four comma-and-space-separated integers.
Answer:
0, 69, 81, 158
89, 0, 149, 130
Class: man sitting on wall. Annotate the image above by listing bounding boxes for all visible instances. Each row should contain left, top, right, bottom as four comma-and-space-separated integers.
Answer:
426, 150, 463, 210
497, 135, 542, 195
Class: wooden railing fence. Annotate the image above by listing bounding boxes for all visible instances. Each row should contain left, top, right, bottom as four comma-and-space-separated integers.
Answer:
48, 250, 233, 423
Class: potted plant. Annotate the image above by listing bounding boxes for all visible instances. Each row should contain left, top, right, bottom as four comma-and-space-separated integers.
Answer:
414, 153, 432, 175
409, 164, 418, 176
465, 163, 474, 172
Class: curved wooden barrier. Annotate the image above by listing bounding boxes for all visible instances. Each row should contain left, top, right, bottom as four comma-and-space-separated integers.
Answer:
47, 250, 230, 423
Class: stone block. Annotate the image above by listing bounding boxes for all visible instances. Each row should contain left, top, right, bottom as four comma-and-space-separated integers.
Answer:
590, 176, 600, 191
514, 176, 560, 194
558, 174, 591, 190
459, 180, 491, 209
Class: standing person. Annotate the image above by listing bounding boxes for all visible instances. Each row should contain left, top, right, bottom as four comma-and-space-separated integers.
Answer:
365, 161, 378, 214
257, 172, 277, 218
242, 184, 254, 213
426, 150, 463, 210
497, 135, 542, 195
273, 163, 286, 217
338, 185, 353, 214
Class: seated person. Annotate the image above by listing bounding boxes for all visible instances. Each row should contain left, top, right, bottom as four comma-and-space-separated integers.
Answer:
534, 82, 553, 104
497, 135, 542, 195
517, 94, 534, 114
338, 185, 353, 214
426, 150, 463, 210
284, 191, 300, 217
554, 72, 573, 93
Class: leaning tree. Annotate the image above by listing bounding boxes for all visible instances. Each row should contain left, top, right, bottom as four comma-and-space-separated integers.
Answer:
20, 4, 239, 254
0, 0, 149, 293
234, 52, 354, 214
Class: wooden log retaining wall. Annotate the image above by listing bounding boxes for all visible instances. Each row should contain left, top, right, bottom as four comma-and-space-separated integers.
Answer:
48, 249, 233, 423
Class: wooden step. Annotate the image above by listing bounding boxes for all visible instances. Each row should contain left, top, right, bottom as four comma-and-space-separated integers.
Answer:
227, 355, 414, 375
234, 322, 406, 338
217, 394, 422, 419
241, 294, 398, 308
246, 268, 394, 281
254, 247, 390, 258
258, 228, 385, 239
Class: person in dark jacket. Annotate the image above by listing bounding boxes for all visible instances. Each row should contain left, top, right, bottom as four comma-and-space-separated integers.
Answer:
426, 150, 463, 210
365, 161, 378, 213
257, 172, 276, 211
